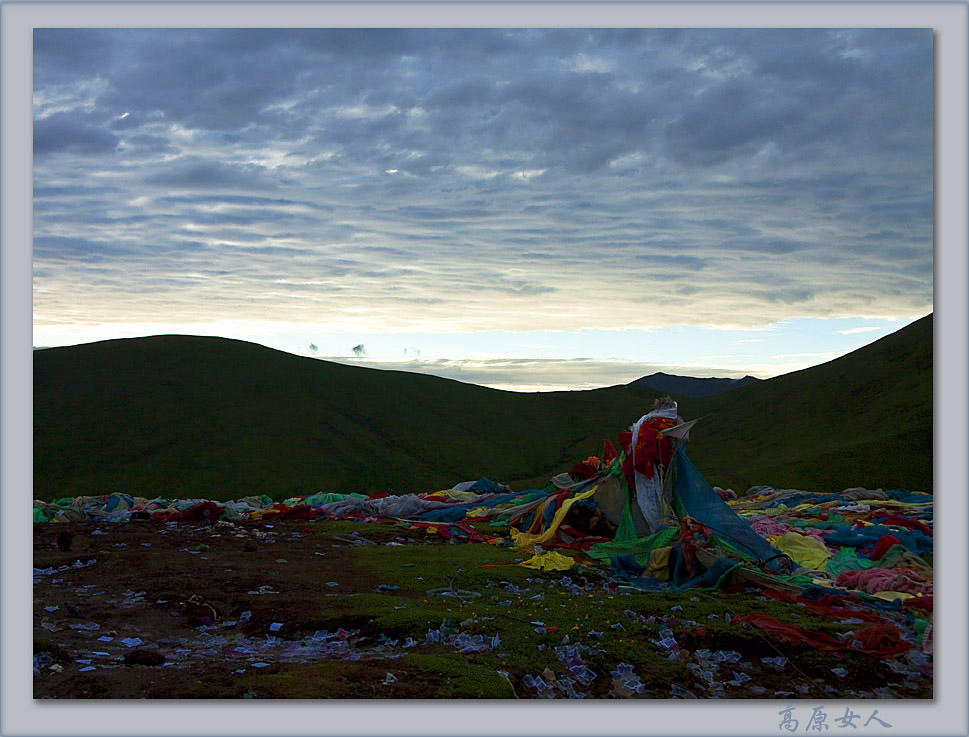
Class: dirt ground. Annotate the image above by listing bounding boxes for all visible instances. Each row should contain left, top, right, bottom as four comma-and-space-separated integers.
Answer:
32, 519, 932, 700
33, 519, 430, 699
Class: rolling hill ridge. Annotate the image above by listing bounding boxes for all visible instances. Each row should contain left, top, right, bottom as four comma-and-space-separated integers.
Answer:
629, 372, 761, 397
33, 315, 932, 500
686, 314, 932, 493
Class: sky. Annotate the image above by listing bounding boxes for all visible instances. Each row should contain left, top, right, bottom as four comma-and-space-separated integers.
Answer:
32, 28, 933, 391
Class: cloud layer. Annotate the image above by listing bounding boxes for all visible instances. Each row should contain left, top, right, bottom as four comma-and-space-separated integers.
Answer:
316, 355, 759, 393
34, 29, 933, 339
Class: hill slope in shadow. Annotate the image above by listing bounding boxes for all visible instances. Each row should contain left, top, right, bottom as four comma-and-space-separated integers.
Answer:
33, 335, 658, 500
687, 314, 932, 493
33, 315, 932, 500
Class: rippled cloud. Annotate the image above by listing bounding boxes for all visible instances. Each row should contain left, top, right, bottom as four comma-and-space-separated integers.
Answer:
33, 28, 932, 345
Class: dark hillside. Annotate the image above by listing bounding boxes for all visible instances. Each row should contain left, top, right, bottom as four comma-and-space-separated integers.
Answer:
33, 315, 932, 500
687, 314, 932, 493
33, 336, 658, 500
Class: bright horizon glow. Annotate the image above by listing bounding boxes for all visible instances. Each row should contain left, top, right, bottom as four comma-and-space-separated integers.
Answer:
32, 313, 926, 392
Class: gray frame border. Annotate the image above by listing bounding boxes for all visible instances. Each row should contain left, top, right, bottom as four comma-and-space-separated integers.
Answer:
3, 3, 966, 736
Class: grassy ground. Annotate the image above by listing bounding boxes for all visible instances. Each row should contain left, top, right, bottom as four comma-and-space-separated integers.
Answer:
33, 519, 931, 699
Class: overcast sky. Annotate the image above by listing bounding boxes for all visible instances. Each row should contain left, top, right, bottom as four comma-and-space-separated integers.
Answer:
32, 28, 933, 390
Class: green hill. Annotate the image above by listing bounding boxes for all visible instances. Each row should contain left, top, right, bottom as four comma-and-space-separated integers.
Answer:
33, 315, 932, 501
33, 335, 659, 500
687, 313, 932, 493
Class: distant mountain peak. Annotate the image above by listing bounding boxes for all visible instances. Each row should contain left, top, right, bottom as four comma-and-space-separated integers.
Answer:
629, 372, 761, 398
